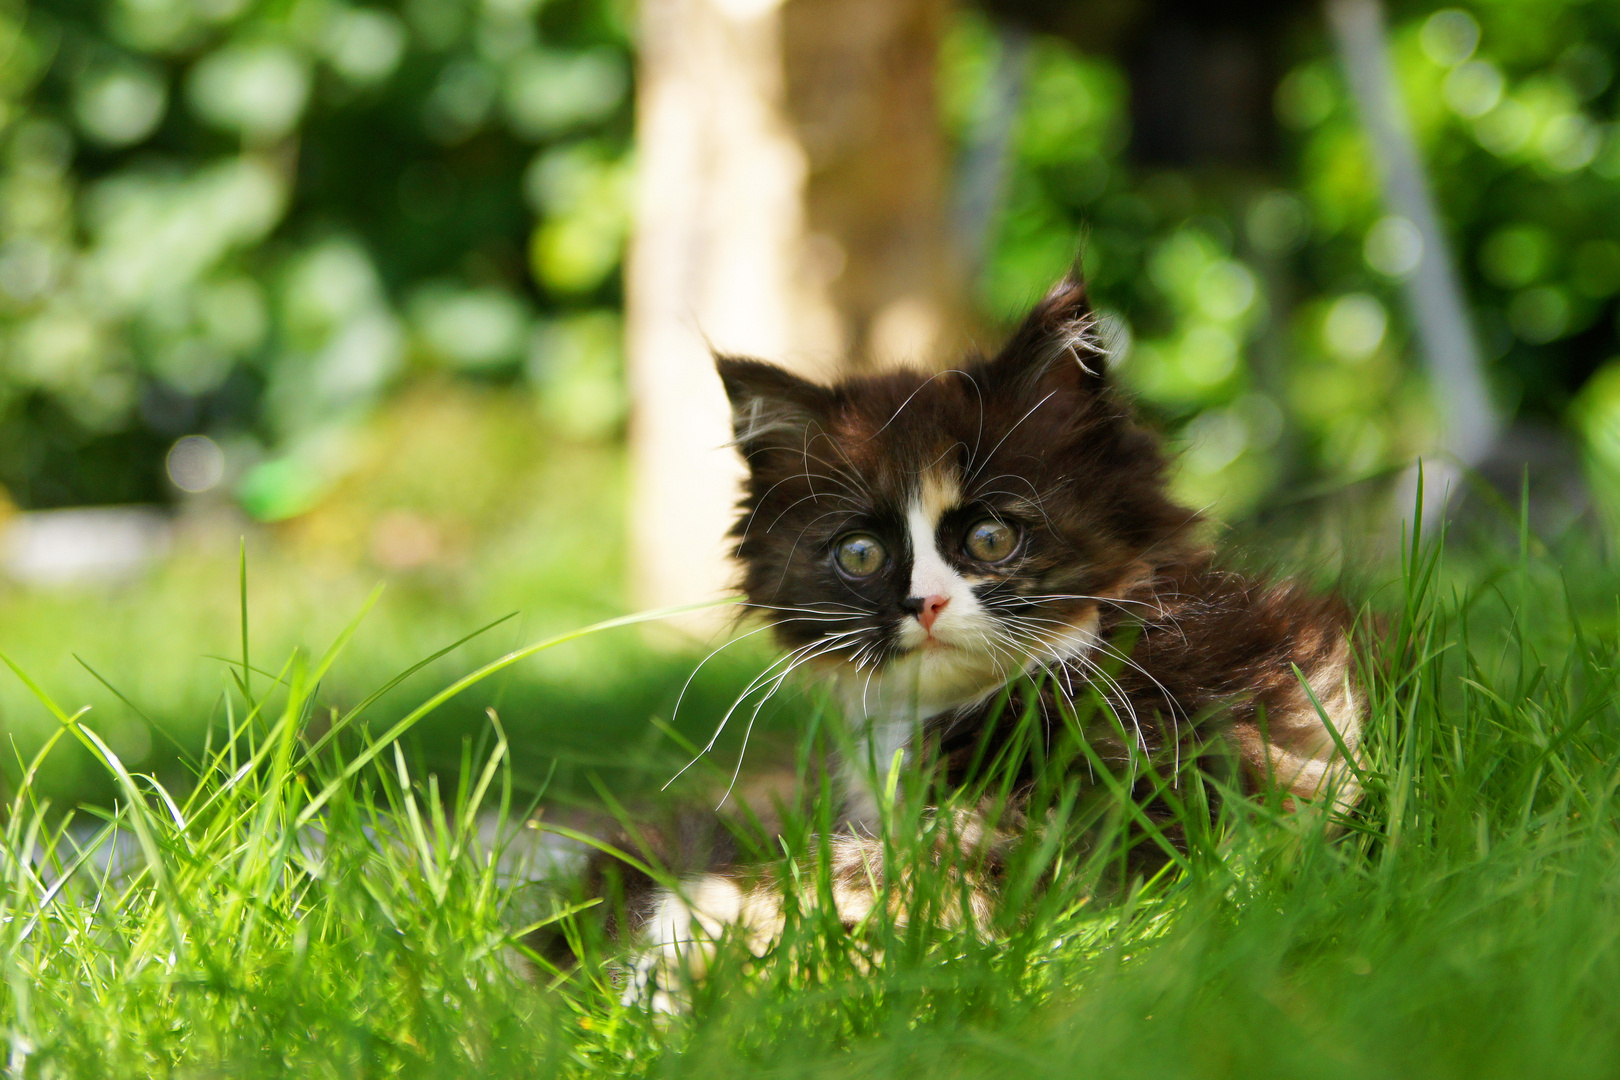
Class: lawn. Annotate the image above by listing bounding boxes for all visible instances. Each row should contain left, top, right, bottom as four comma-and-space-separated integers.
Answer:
0, 385, 797, 812
4, 499, 1620, 1078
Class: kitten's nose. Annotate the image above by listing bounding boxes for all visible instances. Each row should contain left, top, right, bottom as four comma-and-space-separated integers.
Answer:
902, 594, 950, 633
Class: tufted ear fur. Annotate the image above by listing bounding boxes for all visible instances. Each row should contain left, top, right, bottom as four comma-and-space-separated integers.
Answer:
715, 355, 837, 457
984, 273, 1108, 401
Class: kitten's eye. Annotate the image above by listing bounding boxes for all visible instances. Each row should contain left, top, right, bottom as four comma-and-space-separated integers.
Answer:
834, 534, 887, 578
964, 519, 1018, 563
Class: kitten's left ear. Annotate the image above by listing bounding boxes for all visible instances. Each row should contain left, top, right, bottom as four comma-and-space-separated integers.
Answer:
715, 355, 836, 457
987, 273, 1108, 397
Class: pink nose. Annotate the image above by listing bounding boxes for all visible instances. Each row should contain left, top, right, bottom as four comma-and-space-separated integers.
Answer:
915, 594, 950, 633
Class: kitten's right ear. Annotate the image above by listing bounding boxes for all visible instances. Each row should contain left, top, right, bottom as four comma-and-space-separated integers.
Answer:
987, 273, 1107, 399
715, 355, 835, 455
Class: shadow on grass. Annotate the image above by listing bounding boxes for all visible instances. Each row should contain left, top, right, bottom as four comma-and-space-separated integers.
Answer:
6, 624, 817, 814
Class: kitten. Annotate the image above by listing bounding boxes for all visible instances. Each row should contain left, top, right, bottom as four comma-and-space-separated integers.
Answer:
622, 274, 1364, 1012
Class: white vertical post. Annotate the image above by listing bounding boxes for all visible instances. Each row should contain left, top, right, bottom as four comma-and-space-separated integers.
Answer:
1325, 0, 1500, 512
626, 0, 959, 626
952, 22, 1033, 284
625, 0, 839, 628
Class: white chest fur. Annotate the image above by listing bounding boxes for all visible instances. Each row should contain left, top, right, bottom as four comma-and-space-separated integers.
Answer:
833, 609, 1102, 830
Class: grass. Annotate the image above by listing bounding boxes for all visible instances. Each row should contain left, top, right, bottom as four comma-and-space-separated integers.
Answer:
0, 386, 797, 810
4, 504, 1620, 1078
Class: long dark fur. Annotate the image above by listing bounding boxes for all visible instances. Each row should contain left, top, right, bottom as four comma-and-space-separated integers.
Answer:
613, 274, 1366, 1011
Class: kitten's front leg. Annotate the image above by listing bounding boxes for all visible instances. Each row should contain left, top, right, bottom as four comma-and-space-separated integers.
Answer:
621, 833, 890, 1012
623, 872, 779, 1013
623, 854, 884, 1013
622, 816, 1007, 1012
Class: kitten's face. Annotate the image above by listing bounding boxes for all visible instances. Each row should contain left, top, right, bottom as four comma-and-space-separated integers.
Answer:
719, 279, 1196, 714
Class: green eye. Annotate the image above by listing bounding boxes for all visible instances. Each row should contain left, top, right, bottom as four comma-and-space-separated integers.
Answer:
965, 519, 1018, 563
834, 534, 887, 578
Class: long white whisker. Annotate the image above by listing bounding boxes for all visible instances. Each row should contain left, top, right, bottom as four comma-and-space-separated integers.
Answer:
991, 617, 1151, 758
716, 636, 853, 809
964, 389, 1059, 487
669, 621, 781, 734
743, 601, 866, 616
863, 369, 974, 443
662, 633, 855, 790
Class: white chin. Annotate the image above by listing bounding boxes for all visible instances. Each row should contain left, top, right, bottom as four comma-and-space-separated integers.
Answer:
912, 645, 1016, 706
835, 642, 1018, 718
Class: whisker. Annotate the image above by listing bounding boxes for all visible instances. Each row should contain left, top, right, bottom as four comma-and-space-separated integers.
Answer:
717, 635, 855, 809
743, 601, 866, 615
862, 369, 974, 444
763, 487, 862, 538
669, 621, 780, 734
991, 617, 1151, 758
738, 465, 860, 544
663, 633, 858, 790
963, 389, 1059, 488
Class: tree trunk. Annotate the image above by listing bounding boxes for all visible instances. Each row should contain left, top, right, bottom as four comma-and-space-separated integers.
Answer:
626, 0, 961, 625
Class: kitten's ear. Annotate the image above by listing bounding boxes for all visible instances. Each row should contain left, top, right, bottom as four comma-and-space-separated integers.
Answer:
715, 355, 835, 455
987, 273, 1107, 397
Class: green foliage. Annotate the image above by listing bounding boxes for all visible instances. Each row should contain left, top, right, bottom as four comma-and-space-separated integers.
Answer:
9, 0, 1620, 524
8, 0, 1620, 524
948, 3, 1620, 519
0, 392, 814, 813
5, 505, 1620, 1076
0, 0, 631, 509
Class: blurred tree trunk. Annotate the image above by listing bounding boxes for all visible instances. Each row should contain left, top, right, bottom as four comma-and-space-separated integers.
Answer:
626, 0, 963, 624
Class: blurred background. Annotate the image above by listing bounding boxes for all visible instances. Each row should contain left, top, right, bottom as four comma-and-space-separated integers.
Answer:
3, 0, 1618, 806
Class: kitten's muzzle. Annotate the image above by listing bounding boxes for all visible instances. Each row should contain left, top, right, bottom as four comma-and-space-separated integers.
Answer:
900, 594, 951, 633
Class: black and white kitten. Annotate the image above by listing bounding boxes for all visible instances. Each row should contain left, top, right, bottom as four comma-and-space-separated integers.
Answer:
625, 275, 1364, 1011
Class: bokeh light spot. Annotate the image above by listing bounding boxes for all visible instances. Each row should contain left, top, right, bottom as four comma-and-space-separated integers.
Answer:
323, 9, 406, 86
1576, 361, 1620, 476
1323, 294, 1387, 362
188, 43, 310, 142
1444, 61, 1503, 119
503, 49, 627, 141
1509, 286, 1570, 344
423, 61, 496, 143
167, 435, 225, 493
1557, 44, 1613, 103
1365, 216, 1424, 279
1183, 409, 1248, 474
1195, 262, 1257, 321
0, 238, 60, 302
75, 63, 168, 147
411, 285, 529, 369
1539, 113, 1599, 173
1480, 225, 1551, 288
1474, 99, 1534, 156
1246, 191, 1310, 255
1275, 65, 1333, 130
1181, 326, 1239, 387
1420, 9, 1480, 68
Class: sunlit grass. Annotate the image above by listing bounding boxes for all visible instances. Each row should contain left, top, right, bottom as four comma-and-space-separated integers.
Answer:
0, 390, 794, 810
5, 507, 1620, 1077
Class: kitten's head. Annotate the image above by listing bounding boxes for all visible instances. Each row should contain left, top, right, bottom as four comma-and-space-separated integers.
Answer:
718, 276, 1198, 712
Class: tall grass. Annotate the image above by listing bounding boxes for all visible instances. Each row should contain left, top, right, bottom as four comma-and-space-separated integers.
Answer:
4, 510, 1620, 1078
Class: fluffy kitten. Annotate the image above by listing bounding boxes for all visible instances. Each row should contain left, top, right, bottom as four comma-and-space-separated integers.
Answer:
624, 275, 1364, 1011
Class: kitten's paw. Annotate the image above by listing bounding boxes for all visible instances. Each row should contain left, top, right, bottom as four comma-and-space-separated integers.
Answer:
620, 875, 746, 1014
620, 946, 687, 1015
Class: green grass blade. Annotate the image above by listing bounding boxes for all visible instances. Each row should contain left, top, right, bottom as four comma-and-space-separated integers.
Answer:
294, 598, 736, 828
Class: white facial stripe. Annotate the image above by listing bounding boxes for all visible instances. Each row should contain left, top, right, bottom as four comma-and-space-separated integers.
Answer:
906, 471, 963, 600
906, 502, 961, 599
